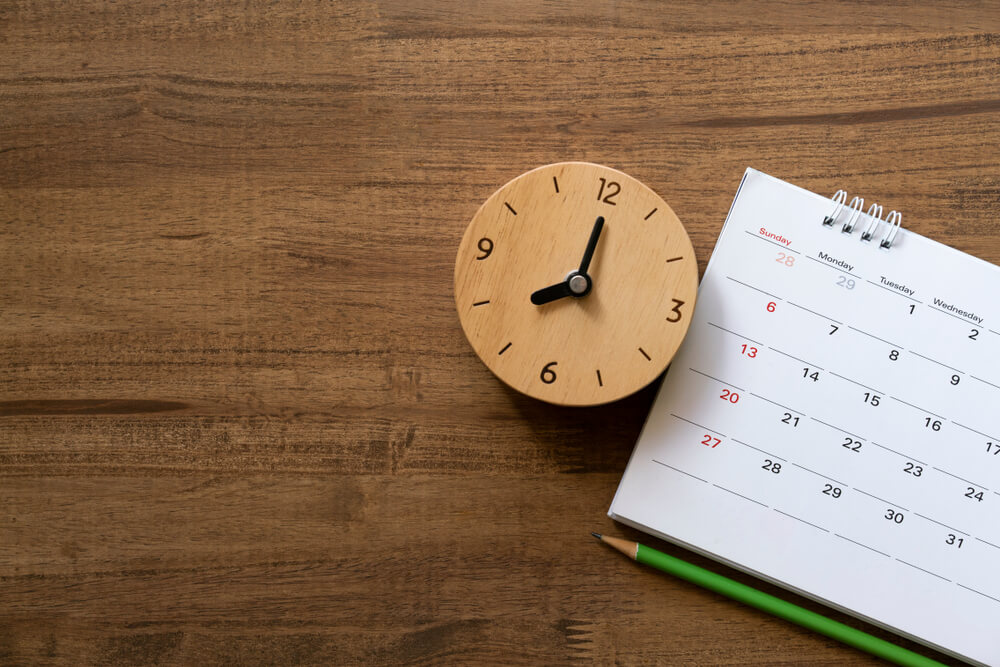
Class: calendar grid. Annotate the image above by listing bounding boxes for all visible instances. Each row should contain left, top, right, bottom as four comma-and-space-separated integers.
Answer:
611, 169, 1000, 665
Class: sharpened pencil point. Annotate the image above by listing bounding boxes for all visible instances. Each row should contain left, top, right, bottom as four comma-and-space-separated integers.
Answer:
591, 532, 602, 539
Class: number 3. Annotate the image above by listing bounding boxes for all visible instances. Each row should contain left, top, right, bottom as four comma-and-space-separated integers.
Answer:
666, 298, 685, 323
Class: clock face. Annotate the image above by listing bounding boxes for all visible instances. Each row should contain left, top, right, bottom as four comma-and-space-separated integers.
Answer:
454, 162, 698, 406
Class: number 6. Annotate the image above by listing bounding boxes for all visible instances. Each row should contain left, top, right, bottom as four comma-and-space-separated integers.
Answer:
540, 362, 557, 384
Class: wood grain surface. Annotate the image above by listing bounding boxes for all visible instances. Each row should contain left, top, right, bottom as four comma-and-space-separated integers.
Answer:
3, 1, 999, 664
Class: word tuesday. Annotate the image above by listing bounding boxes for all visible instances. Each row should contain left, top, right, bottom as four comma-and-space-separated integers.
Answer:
878, 276, 915, 297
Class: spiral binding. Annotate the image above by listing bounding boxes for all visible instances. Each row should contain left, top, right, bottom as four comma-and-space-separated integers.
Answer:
821, 190, 902, 249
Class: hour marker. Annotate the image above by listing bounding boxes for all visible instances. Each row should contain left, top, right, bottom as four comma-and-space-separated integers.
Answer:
553, 176, 559, 193
596, 369, 603, 386
639, 347, 651, 361
498, 342, 512, 355
644, 208, 657, 220
473, 300, 490, 307
504, 202, 517, 215
666, 256, 684, 263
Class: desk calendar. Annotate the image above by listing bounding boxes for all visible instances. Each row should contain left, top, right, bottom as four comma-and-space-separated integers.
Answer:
610, 169, 1000, 666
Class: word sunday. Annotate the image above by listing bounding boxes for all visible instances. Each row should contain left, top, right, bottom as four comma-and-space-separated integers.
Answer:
758, 228, 791, 246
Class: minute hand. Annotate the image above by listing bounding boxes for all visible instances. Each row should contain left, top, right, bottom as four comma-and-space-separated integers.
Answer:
578, 216, 605, 274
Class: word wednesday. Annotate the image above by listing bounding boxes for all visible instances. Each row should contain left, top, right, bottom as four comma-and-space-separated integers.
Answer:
933, 298, 983, 324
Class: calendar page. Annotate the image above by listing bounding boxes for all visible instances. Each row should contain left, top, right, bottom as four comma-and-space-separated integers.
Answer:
609, 169, 1000, 666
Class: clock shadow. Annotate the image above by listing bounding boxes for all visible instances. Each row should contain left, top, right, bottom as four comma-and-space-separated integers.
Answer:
498, 370, 666, 475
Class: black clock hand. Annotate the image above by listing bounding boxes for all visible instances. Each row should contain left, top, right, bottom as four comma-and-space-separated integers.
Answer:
530, 280, 574, 305
531, 216, 605, 306
577, 216, 605, 274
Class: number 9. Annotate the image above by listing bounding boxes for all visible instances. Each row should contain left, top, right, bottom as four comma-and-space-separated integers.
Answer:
476, 237, 494, 260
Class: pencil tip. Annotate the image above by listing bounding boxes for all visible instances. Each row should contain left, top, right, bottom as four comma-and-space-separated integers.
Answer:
591, 531, 602, 539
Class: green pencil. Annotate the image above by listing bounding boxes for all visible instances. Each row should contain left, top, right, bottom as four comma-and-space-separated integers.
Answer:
592, 532, 945, 667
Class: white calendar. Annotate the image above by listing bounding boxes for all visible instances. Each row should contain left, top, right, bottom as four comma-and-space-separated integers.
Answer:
610, 169, 1000, 666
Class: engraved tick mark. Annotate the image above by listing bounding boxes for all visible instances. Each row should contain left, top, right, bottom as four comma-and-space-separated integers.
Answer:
639, 347, 651, 361
644, 208, 657, 220
666, 256, 683, 263
504, 202, 517, 215
596, 369, 603, 386
498, 342, 512, 355
553, 176, 559, 193
473, 300, 490, 307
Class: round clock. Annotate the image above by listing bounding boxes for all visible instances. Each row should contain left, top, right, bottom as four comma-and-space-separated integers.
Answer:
454, 162, 698, 406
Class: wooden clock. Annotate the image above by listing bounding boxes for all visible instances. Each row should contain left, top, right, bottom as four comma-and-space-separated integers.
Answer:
454, 162, 698, 406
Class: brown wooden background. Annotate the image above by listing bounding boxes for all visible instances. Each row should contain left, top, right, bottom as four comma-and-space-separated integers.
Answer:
3, 1, 998, 664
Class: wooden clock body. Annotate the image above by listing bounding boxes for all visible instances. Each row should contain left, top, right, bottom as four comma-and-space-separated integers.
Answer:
454, 162, 698, 406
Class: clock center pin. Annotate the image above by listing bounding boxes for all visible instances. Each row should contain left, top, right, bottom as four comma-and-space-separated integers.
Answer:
568, 273, 590, 295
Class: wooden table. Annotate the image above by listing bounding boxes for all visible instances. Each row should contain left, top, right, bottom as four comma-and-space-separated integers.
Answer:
4, 2, 997, 663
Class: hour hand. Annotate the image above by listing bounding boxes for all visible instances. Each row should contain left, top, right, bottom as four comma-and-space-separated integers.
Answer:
531, 271, 591, 305
530, 280, 574, 305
